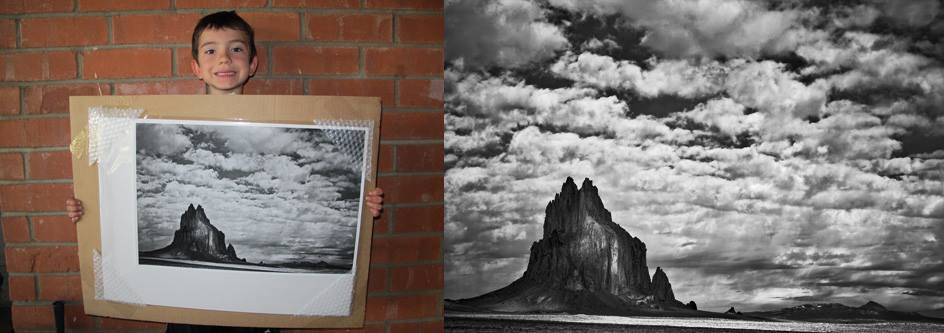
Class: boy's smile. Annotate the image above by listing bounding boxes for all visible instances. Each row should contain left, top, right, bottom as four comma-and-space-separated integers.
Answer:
191, 28, 258, 95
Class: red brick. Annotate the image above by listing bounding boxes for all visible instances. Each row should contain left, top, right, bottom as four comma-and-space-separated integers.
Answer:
0, 183, 73, 212
243, 12, 301, 41
366, 0, 442, 9
392, 264, 443, 291
83, 48, 171, 79
0, 51, 76, 81
307, 14, 391, 42
0, 153, 25, 180
370, 235, 440, 263
377, 174, 443, 204
176, 0, 267, 8
0, 118, 72, 147
0, 19, 15, 48
0, 86, 18, 114
273, 0, 358, 8
24, 84, 103, 114
177, 47, 196, 76
114, 80, 205, 95
21, 17, 107, 47
8, 275, 36, 301
38, 274, 81, 301
368, 267, 386, 292
309, 79, 394, 106
377, 144, 393, 172
100, 318, 166, 329
79, 0, 170, 11
399, 79, 443, 108
179, 46, 269, 77
366, 48, 442, 76
390, 321, 443, 333
12, 304, 94, 330
243, 78, 304, 95
32, 215, 77, 242
272, 47, 358, 75
366, 294, 440, 321
1, 216, 30, 243
397, 144, 443, 172
380, 112, 443, 140
5, 246, 80, 273
373, 208, 389, 234
11, 304, 52, 329
398, 15, 443, 43
27, 151, 73, 179
0, 0, 73, 14
393, 205, 443, 233
114, 14, 202, 44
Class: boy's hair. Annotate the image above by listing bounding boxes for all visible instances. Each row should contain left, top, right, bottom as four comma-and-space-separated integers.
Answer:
191, 11, 257, 62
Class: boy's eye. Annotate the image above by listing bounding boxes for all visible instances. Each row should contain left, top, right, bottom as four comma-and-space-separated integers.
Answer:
204, 49, 215, 55
232, 47, 243, 53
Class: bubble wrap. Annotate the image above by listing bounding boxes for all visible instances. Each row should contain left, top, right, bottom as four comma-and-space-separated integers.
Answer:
93, 250, 146, 313
313, 120, 374, 179
88, 107, 143, 174
292, 274, 354, 317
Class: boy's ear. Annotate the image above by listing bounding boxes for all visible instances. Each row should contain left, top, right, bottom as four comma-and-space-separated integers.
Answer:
249, 55, 259, 77
190, 59, 203, 80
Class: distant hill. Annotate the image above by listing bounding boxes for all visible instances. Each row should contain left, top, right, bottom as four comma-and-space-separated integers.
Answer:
747, 301, 944, 323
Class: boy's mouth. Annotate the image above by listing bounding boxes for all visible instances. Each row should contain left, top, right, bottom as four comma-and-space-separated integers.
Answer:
214, 71, 237, 77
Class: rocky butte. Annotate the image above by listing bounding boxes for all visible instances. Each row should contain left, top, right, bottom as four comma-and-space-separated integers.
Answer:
140, 203, 246, 264
452, 177, 689, 315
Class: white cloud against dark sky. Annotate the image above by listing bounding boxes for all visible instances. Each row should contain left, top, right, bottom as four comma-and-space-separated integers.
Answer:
445, 0, 944, 312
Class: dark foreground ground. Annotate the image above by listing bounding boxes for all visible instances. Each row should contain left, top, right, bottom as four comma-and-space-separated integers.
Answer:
445, 314, 944, 333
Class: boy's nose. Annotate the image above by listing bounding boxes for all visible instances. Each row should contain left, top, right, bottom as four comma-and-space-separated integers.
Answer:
218, 52, 232, 64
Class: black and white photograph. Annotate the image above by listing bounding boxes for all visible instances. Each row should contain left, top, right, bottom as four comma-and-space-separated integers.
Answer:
444, 0, 944, 332
136, 120, 367, 274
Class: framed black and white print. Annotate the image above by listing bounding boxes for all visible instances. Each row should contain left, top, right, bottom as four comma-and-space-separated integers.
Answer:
70, 95, 380, 328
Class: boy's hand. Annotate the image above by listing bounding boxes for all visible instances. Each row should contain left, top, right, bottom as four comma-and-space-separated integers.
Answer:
66, 198, 84, 223
366, 188, 384, 218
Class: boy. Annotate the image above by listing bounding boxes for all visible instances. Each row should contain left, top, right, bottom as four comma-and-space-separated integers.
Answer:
65, 11, 384, 333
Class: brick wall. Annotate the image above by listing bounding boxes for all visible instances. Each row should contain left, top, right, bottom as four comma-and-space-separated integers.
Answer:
0, 0, 444, 332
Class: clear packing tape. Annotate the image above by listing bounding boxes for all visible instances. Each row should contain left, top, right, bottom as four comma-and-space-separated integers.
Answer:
87, 107, 145, 174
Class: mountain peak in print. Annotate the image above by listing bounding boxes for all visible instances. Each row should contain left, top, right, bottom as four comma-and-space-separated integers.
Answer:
140, 203, 246, 264
451, 177, 688, 315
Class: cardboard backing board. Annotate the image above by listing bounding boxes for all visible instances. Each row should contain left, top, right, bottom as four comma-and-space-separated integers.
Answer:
69, 95, 380, 328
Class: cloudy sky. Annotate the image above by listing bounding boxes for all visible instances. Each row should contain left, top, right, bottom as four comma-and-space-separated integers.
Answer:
444, 0, 944, 312
136, 122, 365, 267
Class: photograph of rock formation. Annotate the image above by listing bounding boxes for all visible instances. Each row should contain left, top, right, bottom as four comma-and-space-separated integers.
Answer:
444, 0, 944, 331
136, 122, 366, 273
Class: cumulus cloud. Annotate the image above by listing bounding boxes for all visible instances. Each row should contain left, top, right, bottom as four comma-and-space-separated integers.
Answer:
548, 0, 804, 58
550, 52, 727, 98
445, 0, 569, 68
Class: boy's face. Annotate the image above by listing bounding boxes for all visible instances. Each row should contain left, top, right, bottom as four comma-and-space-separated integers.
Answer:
191, 28, 258, 95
